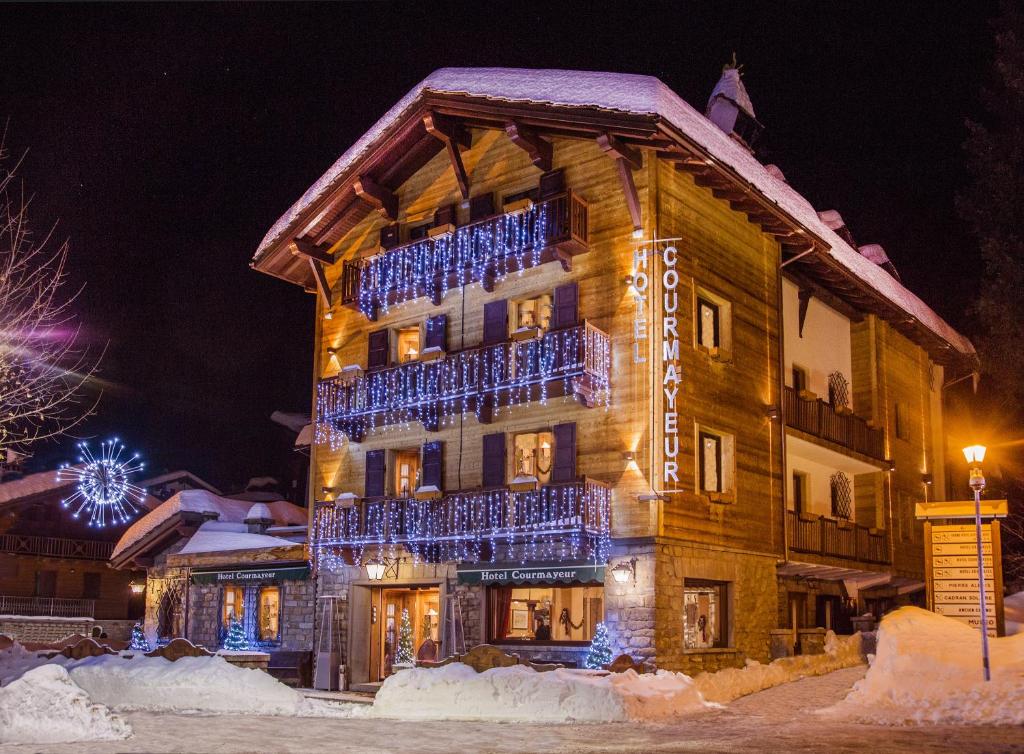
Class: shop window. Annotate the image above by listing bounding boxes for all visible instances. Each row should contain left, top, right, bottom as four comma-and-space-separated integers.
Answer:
395, 326, 421, 364
82, 572, 101, 600
792, 470, 808, 514
511, 294, 552, 340
488, 585, 603, 643
393, 449, 420, 497
695, 288, 732, 357
512, 431, 553, 488
222, 585, 245, 626
258, 586, 280, 643
698, 429, 734, 495
684, 579, 729, 649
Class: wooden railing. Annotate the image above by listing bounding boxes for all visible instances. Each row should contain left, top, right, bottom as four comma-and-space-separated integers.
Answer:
0, 595, 96, 618
340, 191, 589, 317
0, 534, 115, 561
787, 511, 889, 564
312, 478, 611, 563
783, 386, 886, 461
317, 321, 610, 442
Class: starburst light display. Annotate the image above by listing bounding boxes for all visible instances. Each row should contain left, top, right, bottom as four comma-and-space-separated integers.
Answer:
57, 439, 145, 527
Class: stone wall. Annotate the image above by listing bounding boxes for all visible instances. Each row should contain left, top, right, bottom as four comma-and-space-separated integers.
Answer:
187, 583, 220, 649
279, 578, 315, 651
0, 617, 93, 643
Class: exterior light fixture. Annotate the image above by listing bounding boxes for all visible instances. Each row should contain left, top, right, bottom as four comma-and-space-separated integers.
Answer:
611, 558, 637, 584
623, 274, 635, 286
364, 558, 386, 581
631, 228, 644, 240
129, 580, 145, 596
921, 473, 934, 486
765, 404, 780, 419
323, 309, 333, 320
622, 451, 636, 462
962, 445, 987, 465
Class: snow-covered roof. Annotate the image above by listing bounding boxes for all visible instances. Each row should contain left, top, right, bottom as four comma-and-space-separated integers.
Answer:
270, 411, 310, 435
111, 489, 306, 561
138, 470, 223, 496
0, 469, 75, 508
254, 67, 973, 359
177, 521, 299, 555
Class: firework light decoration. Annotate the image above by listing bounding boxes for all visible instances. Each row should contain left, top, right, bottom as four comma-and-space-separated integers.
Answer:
57, 439, 146, 527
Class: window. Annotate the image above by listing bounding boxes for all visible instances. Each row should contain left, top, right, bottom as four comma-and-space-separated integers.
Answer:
512, 431, 553, 485
684, 579, 729, 649
222, 585, 245, 626
511, 294, 552, 338
34, 570, 56, 598
699, 431, 723, 493
258, 586, 280, 642
792, 471, 808, 514
488, 585, 603, 643
395, 326, 421, 364
696, 297, 720, 349
894, 402, 908, 440
830, 472, 852, 519
82, 572, 101, 600
393, 449, 420, 497
408, 223, 430, 241
792, 364, 808, 393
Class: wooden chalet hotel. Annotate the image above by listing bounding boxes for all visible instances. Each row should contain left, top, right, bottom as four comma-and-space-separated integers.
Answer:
251, 66, 977, 682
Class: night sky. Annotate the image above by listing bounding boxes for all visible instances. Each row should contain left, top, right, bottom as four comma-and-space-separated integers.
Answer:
0, 2, 998, 490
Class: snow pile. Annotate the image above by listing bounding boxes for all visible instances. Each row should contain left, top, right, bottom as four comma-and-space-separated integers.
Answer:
1004, 591, 1024, 636
694, 631, 864, 704
372, 663, 711, 722
820, 606, 1024, 725
0, 664, 130, 744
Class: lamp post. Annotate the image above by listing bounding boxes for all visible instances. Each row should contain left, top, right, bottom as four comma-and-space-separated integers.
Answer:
962, 444, 991, 682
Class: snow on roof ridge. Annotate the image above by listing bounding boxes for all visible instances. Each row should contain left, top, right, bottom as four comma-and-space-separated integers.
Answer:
254, 67, 974, 359
177, 519, 299, 555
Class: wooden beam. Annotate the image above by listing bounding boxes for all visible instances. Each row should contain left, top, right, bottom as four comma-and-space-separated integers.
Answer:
291, 237, 334, 265
424, 112, 471, 199
597, 133, 643, 231
308, 257, 332, 308
504, 121, 552, 171
353, 175, 398, 221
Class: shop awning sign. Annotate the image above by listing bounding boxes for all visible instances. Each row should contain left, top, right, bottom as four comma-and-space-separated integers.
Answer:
456, 561, 604, 585
190, 564, 310, 585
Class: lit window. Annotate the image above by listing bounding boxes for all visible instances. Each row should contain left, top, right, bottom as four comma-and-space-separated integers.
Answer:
222, 585, 244, 627
396, 326, 420, 363
512, 295, 552, 335
684, 579, 729, 649
258, 586, 280, 642
488, 585, 603, 643
697, 297, 720, 349
513, 431, 553, 483
393, 449, 420, 496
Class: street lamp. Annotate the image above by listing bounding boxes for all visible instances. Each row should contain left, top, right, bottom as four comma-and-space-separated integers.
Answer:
962, 443, 991, 682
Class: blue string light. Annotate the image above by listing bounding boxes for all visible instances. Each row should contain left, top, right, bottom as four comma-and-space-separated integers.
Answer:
57, 439, 145, 527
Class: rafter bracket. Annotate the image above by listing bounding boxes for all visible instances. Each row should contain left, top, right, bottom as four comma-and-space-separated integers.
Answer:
504, 120, 552, 172
424, 112, 472, 199
597, 133, 643, 231
291, 237, 334, 265
354, 175, 398, 221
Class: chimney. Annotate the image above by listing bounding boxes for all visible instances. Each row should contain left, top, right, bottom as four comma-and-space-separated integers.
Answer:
244, 503, 275, 534
706, 54, 764, 150
858, 244, 901, 281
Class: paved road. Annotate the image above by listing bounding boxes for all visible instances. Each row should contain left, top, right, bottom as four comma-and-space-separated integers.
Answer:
5, 666, 1024, 753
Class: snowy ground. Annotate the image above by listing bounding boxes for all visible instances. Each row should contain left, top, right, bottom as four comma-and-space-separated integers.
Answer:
3, 667, 1023, 754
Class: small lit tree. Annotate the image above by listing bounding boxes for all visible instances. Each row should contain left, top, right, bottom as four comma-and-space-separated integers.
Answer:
128, 622, 150, 652
394, 607, 414, 665
585, 621, 613, 669
223, 615, 249, 651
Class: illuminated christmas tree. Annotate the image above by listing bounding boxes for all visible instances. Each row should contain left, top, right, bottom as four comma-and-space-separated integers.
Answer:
395, 608, 414, 665
585, 622, 613, 669
223, 615, 249, 651
128, 622, 150, 652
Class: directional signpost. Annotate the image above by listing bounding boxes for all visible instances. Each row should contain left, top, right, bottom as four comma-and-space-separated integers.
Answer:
916, 500, 1006, 639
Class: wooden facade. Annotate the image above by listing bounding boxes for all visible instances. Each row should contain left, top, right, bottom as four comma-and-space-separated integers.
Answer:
252, 69, 976, 674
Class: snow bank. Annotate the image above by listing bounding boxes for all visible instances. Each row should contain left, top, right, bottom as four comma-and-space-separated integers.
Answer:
0, 665, 130, 744
820, 606, 1024, 725
1004, 591, 1023, 636
372, 663, 711, 722
694, 631, 864, 704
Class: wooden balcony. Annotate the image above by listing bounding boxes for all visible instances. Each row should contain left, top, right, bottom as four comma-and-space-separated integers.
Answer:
340, 191, 588, 319
0, 534, 115, 561
783, 386, 886, 461
312, 478, 610, 565
787, 511, 890, 564
0, 595, 96, 618
316, 321, 610, 443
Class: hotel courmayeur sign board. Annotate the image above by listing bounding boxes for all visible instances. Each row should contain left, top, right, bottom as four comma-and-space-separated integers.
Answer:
190, 564, 310, 585
456, 561, 604, 585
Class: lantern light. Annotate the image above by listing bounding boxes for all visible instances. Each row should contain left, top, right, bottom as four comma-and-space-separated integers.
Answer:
365, 558, 386, 581
962, 445, 987, 465
611, 558, 637, 584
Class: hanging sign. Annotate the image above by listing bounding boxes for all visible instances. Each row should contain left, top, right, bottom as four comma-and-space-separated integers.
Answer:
456, 560, 604, 585
190, 564, 310, 585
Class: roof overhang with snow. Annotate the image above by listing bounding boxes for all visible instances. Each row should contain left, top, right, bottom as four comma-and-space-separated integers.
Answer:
252, 67, 976, 371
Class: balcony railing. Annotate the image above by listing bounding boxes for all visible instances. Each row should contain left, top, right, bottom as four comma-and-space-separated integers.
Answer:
341, 191, 588, 318
787, 511, 890, 564
0, 534, 115, 561
316, 321, 610, 444
312, 478, 611, 566
0, 595, 96, 618
783, 386, 886, 461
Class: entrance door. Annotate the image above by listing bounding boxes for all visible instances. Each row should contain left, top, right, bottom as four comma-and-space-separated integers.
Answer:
371, 586, 440, 682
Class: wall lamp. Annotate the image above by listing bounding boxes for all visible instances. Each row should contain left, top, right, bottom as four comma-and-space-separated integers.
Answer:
128, 580, 146, 596
765, 404, 780, 420
611, 557, 638, 584
365, 556, 405, 581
